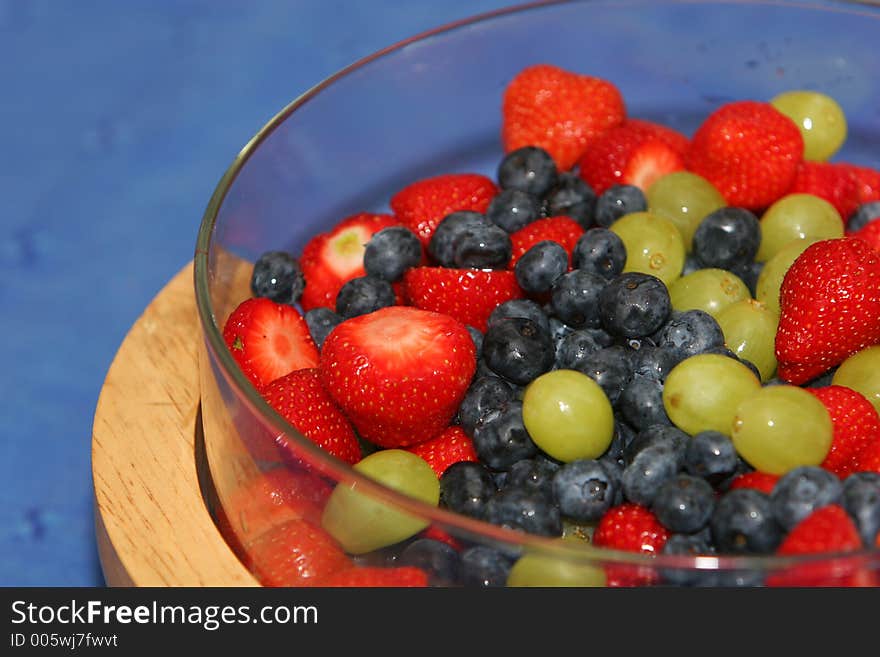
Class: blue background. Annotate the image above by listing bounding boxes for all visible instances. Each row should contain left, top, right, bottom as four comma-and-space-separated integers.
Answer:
0, 0, 515, 587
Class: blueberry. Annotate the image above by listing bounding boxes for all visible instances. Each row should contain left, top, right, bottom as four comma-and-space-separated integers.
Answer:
552, 459, 618, 521
684, 431, 739, 486
571, 228, 627, 281
602, 420, 636, 469
555, 328, 605, 370
504, 456, 561, 501
483, 317, 555, 385
466, 325, 483, 360
548, 316, 576, 348
335, 275, 396, 319
594, 184, 647, 228
487, 298, 551, 336
486, 188, 543, 233
597, 452, 626, 506
440, 461, 497, 518
544, 173, 596, 228
452, 221, 512, 269
652, 309, 725, 362
842, 472, 880, 546
483, 487, 563, 536
472, 400, 538, 469
660, 533, 717, 586
692, 206, 761, 270
630, 345, 679, 382
770, 466, 842, 531
514, 240, 568, 294
497, 146, 558, 198
363, 226, 422, 281
550, 269, 607, 329
681, 253, 702, 277
652, 474, 716, 534
731, 260, 764, 298
304, 307, 342, 349
623, 424, 689, 466
428, 211, 486, 267
617, 374, 671, 431
804, 367, 838, 389
622, 443, 683, 506
847, 200, 880, 233
572, 345, 633, 406
399, 538, 461, 586
459, 546, 513, 587
711, 489, 782, 554
250, 251, 305, 304
599, 272, 672, 339
457, 376, 517, 437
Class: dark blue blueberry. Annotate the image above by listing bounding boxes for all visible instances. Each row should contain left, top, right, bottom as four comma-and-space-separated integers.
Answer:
552, 459, 618, 521
555, 328, 605, 371
847, 200, 880, 233
594, 184, 647, 228
602, 420, 636, 469
544, 173, 596, 228
660, 533, 717, 587
623, 424, 689, 466
770, 466, 842, 531
804, 366, 838, 389
598, 452, 626, 505
617, 374, 671, 431
692, 206, 761, 270
652, 309, 725, 363
304, 307, 342, 349
466, 325, 483, 360
452, 221, 512, 269
630, 344, 679, 382
472, 400, 538, 470
488, 298, 551, 336
457, 376, 517, 437
681, 253, 702, 277
504, 456, 561, 501
428, 211, 486, 267
731, 260, 764, 298
710, 489, 783, 554
251, 251, 305, 304
439, 461, 497, 518
684, 431, 739, 486
486, 188, 543, 233
459, 546, 514, 587
842, 472, 880, 547
599, 272, 672, 339
572, 345, 633, 406
497, 146, 558, 198
550, 269, 607, 329
652, 474, 716, 534
399, 538, 461, 587
334, 275, 395, 319
571, 228, 627, 281
549, 316, 576, 346
363, 226, 422, 281
622, 443, 683, 506
482, 487, 563, 537
482, 317, 555, 385
514, 240, 568, 294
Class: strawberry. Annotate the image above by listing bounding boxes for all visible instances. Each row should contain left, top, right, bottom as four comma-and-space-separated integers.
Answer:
418, 525, 465, 551
244, 519, 351, 587
592, 503, 669, 587
850, 218, 880, 253
727, 471, 780, 495
508, 215, 585, 268
578, 119, 688, 195
787, 161, 859, 220
501, 64, 626, 171
318, 306, 476, 448
222, 297, 319, 390
686, 100, 804, 209
402, 267, 524, 332
807, 386, 880, 478
404, 426, 479, 477
299, 212, 399, 311
261, 368, 362, 464
856, 439, 880, 474
315, 566, 428, 587
389, 173, 498, 247
846, 164, 880, 206
776, 238, 880, 384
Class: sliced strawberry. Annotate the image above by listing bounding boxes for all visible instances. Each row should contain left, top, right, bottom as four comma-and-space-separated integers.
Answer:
727, 471, 780, 495
807, 386, 880, 478
402, 267, 524, 332
621, 140, 685, 192
508, 216, 585, 268
222, 297, 319, 390
787, 161, 859, 220
319, 306, 476, 448
315, 566, 429, 587
404, 426, 479, 477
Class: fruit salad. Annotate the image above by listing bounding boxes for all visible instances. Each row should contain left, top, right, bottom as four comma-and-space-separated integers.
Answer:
218, 63, 880, 587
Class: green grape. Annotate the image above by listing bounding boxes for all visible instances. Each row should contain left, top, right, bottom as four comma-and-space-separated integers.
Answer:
731, 385, 833, 475
507, 543, 606, 587
668, 268, 751, 318
832, 346, 880, 415
715, 299, 779, 382
609, 211, 686, 286
321, 449, 439, 554
522, 369, 614, 462
771, 90, 847, 162
756, 193, 842, 262
662, 354, 762, 436
646, 171, 726, 251
755, 238, 818, 316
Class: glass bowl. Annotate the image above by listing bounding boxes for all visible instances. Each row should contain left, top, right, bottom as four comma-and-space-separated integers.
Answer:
195, 0, 880, 587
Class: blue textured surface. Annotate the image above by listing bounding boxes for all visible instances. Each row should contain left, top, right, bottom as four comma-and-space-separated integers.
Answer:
0, 0, 514, 587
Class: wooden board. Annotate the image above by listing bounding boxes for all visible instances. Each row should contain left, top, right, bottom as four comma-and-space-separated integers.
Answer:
91, 262, 258, 586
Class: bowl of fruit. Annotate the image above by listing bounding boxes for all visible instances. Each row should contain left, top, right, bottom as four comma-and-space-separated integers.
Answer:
194, 0, 880, 587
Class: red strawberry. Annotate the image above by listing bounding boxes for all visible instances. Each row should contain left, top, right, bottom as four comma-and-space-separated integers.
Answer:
418, 525, 465, 551
846, 164, 880, 206
807, 386, 880, 478
578, 119, 688, 195
299, 212, 399, 311
727, 471, 780, 495
592, 503, 669, 587
404, 426, 479, 477
389, 173, 498, 247
501, 64, 626, 171
776, 238, 880, 384
403, 267, 524, 332
315, 566, 428, 588
223, 297, 319, 389
787, 161, 859, 220
856, 439, 880, 474
768, 505, 871, 587
244, 519, 351, 587
850, 218, 880, 253
686, 100, 804, 209
318, 306, 476, 448
261, 368, 362, 464
508, 215, 585, 268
